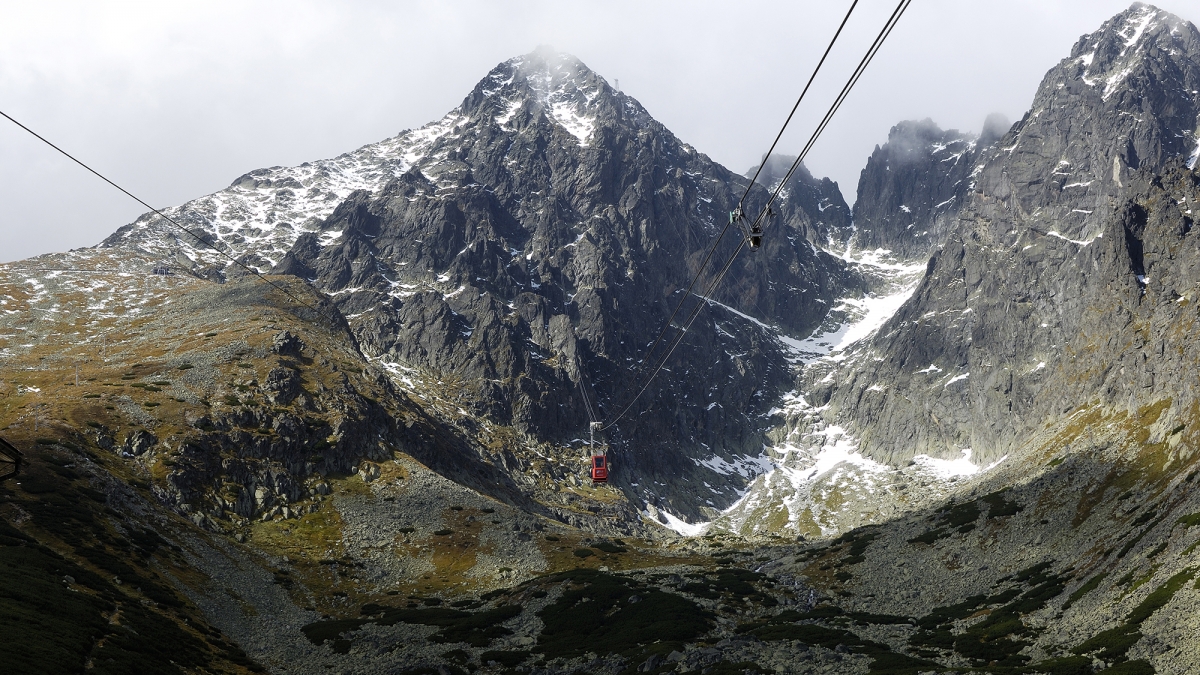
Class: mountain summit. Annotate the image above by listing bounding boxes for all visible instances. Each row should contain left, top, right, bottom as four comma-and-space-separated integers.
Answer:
706, 2, 1200, 537
102, 48, 858, 522
10, 6, 1200, 674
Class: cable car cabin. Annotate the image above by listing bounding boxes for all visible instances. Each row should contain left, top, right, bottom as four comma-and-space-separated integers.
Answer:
748, 225, 763, 249
590, 454, 609, 483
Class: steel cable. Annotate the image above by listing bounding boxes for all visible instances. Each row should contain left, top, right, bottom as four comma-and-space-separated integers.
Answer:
0, 110, 343, 328
599, 0, 913, 431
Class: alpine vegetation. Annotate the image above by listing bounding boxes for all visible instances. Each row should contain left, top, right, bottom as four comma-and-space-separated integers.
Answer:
4, 4, 1200, 674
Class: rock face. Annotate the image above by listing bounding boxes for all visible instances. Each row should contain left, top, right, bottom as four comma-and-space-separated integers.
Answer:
744, 154, 855, 249
91, 5, 1200, 529
103, 48, 864, 519
849, 116, 1007, 259
822, 3, 1200, 467
11, 6, 1200, 675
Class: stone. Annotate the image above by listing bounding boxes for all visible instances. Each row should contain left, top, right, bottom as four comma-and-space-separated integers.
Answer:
264, 367, 301, 405
357, 462, 381, 482
121, 429, 157, 456
272, 330, 304, 356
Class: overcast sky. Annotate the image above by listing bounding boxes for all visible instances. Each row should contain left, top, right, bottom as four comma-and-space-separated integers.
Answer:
2, 0, 1195, 263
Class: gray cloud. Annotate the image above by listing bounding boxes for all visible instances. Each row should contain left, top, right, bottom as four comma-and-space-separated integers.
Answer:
1, 0, 1195, 262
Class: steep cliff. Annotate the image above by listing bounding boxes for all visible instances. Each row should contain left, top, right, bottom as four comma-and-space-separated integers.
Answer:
101, 49, 866, 519
824, 3, 1200, 467
849, 115, 1008, 259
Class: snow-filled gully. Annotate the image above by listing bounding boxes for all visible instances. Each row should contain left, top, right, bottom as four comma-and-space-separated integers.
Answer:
654, 248, 1004, 537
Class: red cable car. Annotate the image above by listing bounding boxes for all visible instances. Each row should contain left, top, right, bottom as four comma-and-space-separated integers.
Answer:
590, 453, 609, 484
584, 421, 609, 484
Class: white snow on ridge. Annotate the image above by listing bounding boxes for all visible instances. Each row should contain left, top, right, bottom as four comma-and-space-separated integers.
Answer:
550, 101, 596, 144
658, 509, 710, 536
1103, 64, 1137, 100
115, 112, 475, 270
513, 51, 602, 146
777, 425, 890, 484
788, 249, 925, 363
495, 99, 523, 127
1189, 135, 1200, 170
943, 372, 969, 387
1047, 230, 1102, 246
695, 452, 775, 479
913, 449, 1006, 479
318, 230, 345, 247
1119, 6, 1157, 50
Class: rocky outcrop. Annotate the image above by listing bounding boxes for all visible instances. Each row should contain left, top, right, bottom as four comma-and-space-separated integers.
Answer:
121, 429, 157, 456
849, 116, 1007, 259
823, 3, 1200, 466
264, 50, 864, 517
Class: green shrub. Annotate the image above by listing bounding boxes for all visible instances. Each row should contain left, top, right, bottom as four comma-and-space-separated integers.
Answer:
535, 569, 710, 659
1176, 512, 1200, 528
1064, 573, 1106, 610
593, 541, 626, 554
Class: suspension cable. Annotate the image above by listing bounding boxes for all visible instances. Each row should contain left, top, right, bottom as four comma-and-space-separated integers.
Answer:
0, 110, 341, 327
613, 0, 861, 415
743, 0, 913, 239
739, 0, 859, 207
601, 236, 749, 431
599, 0, 913, 431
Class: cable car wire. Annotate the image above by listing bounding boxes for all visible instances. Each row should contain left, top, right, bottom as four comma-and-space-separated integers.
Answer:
613, 0, 861, 414
738, 0, 859, 208
0, 110, 341, 328
600, 235, 749, 431
599, 0, 913, 432
742, 0, 913, 241
577, 375, 598, 425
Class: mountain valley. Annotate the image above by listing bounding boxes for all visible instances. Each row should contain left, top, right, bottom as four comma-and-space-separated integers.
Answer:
5, 4, 1200, 674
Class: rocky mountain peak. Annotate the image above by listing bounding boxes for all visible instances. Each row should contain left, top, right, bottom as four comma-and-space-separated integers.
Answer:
91, 46, 870, 522
958, 3, 1200, 245
809, 2, 1200, 474
848, 118, 988, 259
1069, 2, 1200, 101
456, 48, 642, 150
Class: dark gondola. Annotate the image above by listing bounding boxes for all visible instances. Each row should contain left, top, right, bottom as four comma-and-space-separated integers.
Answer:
0, 436, 22, 482
748, 223, 764, 249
